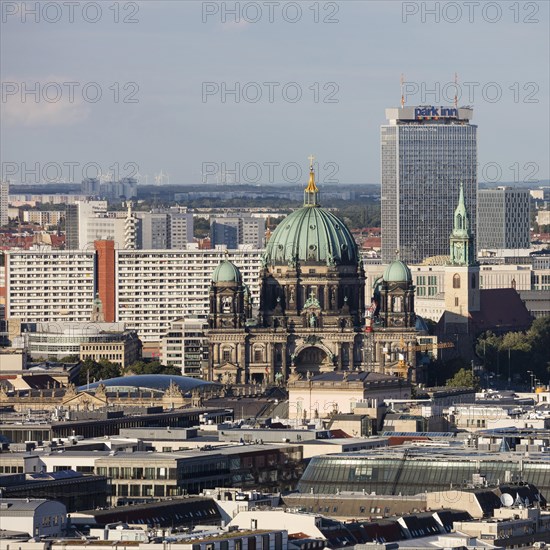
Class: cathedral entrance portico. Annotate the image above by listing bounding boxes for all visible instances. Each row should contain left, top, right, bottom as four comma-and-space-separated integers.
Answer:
294, 345, 333, 374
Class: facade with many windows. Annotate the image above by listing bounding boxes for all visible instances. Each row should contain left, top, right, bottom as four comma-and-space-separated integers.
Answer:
160, 317, 209, 377
5, 250, 96, 322
25, 321, 141, 365
477, 187, 531, 251
381, 106, 477, 264
116, 247, 262, 343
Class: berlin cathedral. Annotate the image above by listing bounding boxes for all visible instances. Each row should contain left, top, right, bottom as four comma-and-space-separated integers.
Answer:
206, 161, 422, 385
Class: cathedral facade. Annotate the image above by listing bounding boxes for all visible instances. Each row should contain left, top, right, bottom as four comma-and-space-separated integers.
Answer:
206, 162, 427, 385
206, 163, 367, 384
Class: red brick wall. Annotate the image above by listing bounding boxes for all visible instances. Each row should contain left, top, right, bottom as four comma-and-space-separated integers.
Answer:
94, 240, 116, 322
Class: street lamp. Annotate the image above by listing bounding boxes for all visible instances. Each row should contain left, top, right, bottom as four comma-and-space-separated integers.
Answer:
507, 348, 511, 390
527, 371, 534, 392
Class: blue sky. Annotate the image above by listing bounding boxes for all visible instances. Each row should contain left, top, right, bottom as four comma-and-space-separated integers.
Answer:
1, 0, 549, 185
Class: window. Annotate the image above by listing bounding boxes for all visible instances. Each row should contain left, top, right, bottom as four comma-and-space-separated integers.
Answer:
455, 297, 459, 307
453, 274, 461, 289
254, 349, 262, 362
471, 273, 476, 289
222, 349, 231, 362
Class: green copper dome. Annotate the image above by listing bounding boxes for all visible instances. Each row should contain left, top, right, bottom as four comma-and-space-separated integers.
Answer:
383, 260, 412, 283
264, 206, 358, 266
212, 260, 242, 283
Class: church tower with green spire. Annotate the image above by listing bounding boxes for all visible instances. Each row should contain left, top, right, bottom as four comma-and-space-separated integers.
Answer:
449, 183, 475, 266
444, 184, 480, 335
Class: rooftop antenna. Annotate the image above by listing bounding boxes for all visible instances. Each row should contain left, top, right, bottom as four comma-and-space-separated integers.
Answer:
454, 73, 459, 108
400, 74, 405, 108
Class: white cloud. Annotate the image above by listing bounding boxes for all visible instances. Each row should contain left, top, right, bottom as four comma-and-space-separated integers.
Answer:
2, 97, 91, 127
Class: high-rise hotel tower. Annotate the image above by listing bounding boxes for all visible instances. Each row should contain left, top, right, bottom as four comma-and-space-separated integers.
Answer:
381, 106, 477, 264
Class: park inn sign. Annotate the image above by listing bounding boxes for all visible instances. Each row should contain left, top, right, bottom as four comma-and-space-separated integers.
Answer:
415, 106, 459, 118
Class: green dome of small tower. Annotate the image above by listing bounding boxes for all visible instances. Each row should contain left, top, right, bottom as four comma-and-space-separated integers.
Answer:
383, 260, 412, 283
212, 260, 242, 283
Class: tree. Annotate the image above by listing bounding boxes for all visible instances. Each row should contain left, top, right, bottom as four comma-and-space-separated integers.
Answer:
446, 368, 480, 390
193, 217, 210, 239
124, 360, 181, 376
78, 358, 121, 386
59, 354, 80, 363
475, 316, 550, 383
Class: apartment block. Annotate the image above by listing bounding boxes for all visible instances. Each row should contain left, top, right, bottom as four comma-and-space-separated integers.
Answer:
5, 250, 96, 322
116, 247, 262, 342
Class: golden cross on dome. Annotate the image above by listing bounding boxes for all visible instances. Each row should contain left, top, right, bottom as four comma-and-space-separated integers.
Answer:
308, 154, 315, 168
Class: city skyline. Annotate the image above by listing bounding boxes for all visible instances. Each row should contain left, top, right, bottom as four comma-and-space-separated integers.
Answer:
1, 1, 549, 185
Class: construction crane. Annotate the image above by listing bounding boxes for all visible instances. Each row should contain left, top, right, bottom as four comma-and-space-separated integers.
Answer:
411, 341, 455, 352
393, 338, 455, 378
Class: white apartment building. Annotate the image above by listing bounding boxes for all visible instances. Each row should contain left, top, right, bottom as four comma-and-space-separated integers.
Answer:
5, 250, 96, 322
116, 246, 263, 343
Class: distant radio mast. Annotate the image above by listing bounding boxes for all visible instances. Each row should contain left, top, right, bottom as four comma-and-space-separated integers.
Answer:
454, 72, 459, 108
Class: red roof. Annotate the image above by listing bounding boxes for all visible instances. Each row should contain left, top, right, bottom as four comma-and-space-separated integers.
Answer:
470, 288, 533, 333
387, 436, 428, 446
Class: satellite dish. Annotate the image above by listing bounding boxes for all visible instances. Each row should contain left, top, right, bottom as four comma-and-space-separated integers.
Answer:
500, 493, 514, 507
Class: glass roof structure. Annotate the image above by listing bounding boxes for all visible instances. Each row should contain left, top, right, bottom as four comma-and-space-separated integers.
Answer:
78, 374, 217, 395
297, 446, 550, 497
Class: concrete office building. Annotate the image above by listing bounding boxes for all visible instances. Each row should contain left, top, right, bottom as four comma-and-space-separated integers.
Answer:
1, 180, 9, 226
477, 187, 531, 250
25, 321, 141, 366
381, 106, 477, 264
137, 211, 170, 249
160, 317, 209, 377
65, 200, 109, 250
0, 499, 67, 538
137, 209, 193, 250
211, 214, 265, 249
169, 208, 194, 248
